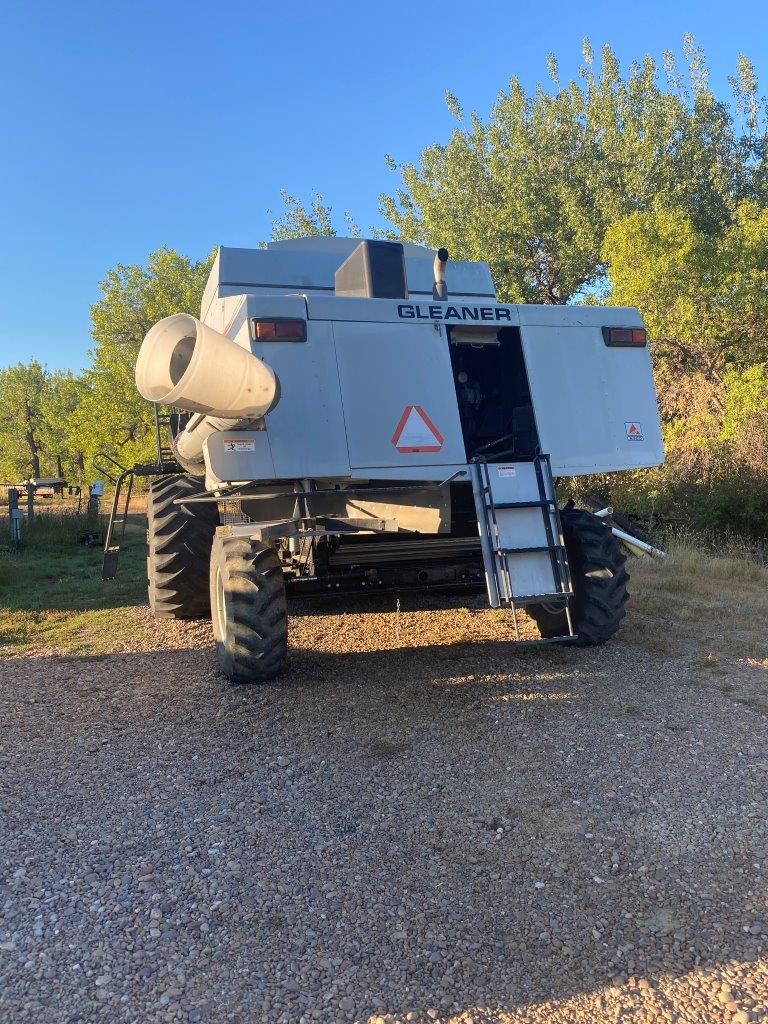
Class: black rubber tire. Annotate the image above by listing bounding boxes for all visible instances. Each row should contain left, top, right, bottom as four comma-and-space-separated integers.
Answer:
528, 507, 629, 646
147, 474, 218, 619
209, 535, 288, 683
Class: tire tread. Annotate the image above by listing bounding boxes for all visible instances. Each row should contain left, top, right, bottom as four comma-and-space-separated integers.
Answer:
529, 507, 629, 646
147, 474, 218, 619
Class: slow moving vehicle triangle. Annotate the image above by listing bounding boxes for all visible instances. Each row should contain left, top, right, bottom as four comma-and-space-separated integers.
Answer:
391, 405, 444, 453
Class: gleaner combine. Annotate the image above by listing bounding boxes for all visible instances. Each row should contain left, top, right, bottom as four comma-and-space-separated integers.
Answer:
101, 237, 664, 682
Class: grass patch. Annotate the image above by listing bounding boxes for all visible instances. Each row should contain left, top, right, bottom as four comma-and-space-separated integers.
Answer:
625, 541, 768, 664
631, 544, 768, 614
0, 514, 147, 654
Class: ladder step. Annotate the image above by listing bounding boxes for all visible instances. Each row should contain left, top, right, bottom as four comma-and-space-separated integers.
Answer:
498, 545, 566, 555
101, 546, 120, 581
491, 500, 556, 510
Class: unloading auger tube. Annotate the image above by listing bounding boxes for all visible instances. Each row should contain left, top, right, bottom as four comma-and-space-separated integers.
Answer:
134, 313, 280, 474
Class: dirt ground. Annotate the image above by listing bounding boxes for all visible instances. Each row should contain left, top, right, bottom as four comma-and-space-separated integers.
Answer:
1, 552, 768, 1023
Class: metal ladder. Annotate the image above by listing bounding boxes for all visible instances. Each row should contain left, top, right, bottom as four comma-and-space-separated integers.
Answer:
92, 453, 136, 580
97, 405, 182, 580
470, 454, 576, 641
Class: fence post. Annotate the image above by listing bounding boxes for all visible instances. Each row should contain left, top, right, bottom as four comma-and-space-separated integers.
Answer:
26, 482, 35, 521
8, 488, 22, 544
87, 484, 100, 517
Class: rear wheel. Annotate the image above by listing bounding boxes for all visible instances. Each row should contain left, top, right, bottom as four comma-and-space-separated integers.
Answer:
528, 506, 629, 646
210, 535, 288, 683
147, 474, 218, 619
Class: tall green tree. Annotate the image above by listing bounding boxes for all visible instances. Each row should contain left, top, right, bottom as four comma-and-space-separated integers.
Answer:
0, 361, 50, 480
39, 371, 90, 480
379, 39, 767, 303
604, 201, 768, 407
80, 247, 214, 467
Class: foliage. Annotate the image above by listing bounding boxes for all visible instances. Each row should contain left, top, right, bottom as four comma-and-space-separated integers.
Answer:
79, 247, 215, 469
270, 190, 360, 241
601, 201, 768, 535
0, 361, 50, 480
379, 39, 767, 304
604, 202, 768, 385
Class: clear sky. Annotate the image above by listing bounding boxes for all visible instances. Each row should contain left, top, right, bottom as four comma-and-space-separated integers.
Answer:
1, 0, 765, 371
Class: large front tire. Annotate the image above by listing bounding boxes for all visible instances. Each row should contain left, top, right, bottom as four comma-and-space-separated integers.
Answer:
147, 474, 218, 619
528, 506, 629, 646
210, 535, 288, 683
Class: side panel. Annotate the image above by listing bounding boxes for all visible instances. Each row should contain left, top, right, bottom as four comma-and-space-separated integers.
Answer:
332, 321, 467, 470
521, 325, 664, 475
254, 317, 352, 480
204, 430, 275, 486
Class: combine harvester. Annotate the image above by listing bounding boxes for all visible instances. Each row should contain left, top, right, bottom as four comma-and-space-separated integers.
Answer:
102, 238, 664, 682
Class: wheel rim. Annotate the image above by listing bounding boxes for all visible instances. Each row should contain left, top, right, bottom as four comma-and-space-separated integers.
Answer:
215, 565, 228, 642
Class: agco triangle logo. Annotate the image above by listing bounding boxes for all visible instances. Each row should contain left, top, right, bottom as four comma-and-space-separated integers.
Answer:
625, 421, 644, 440
392, 405, 444, 453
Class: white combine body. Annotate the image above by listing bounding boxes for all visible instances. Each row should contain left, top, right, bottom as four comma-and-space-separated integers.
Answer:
105, 237, 664, 682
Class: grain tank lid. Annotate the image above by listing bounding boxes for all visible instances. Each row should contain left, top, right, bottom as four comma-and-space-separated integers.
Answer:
200, 239, 497, 318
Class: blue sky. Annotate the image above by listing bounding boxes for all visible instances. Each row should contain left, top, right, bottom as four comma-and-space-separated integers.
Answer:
1, 0, 765, 371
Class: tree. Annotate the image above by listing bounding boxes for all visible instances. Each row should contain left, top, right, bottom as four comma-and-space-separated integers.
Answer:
39, 371, 90, 480
604, 201, 768, 407
80, 247, 215, 468
594, 200, 768, 533
0, 361, 50, 480
378, 40, 767, 303
270, 190, 360, 241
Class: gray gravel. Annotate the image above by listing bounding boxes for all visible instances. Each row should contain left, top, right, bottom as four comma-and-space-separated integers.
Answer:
1, 590, 768, 1023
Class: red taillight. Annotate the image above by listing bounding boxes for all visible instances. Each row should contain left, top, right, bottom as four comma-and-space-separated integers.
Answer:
252, 318, 307, 342
602, 326, 647, 347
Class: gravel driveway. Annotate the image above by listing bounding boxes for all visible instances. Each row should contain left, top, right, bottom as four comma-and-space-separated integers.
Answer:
1, 580, 767, 1023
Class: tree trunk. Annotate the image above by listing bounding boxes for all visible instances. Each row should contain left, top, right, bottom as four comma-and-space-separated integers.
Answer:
24, 402, 41, 478
56, 453, 64, 478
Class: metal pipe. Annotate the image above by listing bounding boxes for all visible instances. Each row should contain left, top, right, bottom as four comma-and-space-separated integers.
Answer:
611, 525, 666, 559
433, 248, 449, 301
593, 505, 666, 557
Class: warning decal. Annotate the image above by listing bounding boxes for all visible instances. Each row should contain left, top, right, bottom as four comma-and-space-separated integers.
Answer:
223, 438, 256, 453
391, 405, 445, 453
625, 422, 644, 441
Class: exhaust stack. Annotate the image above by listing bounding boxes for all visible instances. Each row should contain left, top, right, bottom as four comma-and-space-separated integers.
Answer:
432, 248, 449, 301
135, 313, 280, 473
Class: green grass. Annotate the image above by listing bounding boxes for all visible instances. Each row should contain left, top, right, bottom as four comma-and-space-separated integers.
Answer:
0, 513, 147, 654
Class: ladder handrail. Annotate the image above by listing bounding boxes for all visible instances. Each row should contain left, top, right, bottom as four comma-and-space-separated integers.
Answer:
470, 453, 576, 638
103, 467, 134, 551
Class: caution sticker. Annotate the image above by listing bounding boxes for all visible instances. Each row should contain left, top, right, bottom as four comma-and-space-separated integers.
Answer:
625, 422, 644, 441
497, 465, 517, 477
392, 405, 444, 453
223, 438, 256, 452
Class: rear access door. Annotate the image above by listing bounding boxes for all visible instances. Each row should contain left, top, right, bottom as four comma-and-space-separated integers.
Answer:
447, 323, 573, 622
518, 307, 664, 475
331, 317, 467, 473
